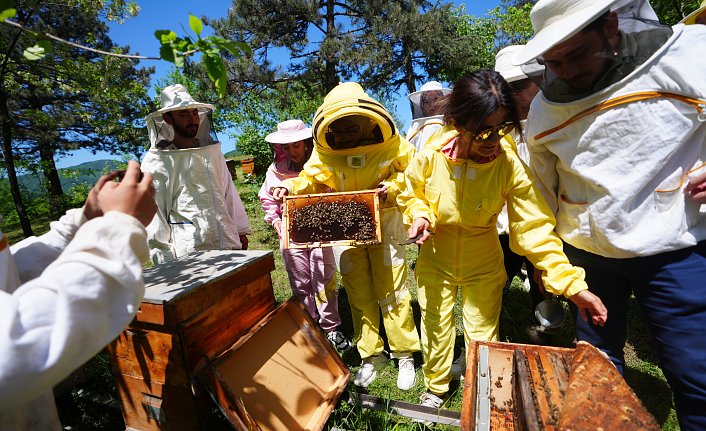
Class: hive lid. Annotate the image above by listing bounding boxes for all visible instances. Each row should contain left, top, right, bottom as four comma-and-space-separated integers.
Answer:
197, 298, 351, 431
142, 250, 272, 304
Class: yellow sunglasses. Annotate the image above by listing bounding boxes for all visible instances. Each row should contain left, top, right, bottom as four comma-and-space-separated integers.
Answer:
473, 122, 515, 142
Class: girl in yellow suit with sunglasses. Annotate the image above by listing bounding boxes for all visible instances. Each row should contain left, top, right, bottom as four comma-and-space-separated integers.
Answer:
397, 70, 608, 409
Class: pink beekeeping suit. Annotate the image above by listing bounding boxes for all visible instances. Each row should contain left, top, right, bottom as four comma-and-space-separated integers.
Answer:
258, 157, 342, 331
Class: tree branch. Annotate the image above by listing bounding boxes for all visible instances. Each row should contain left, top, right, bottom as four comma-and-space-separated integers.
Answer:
1, 18, 162, 60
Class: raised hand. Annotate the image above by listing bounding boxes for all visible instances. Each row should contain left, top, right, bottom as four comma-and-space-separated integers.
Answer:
97, 160, 157, 227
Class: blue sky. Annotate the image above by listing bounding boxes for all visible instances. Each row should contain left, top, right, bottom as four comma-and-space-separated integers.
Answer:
56, 0, 501, 168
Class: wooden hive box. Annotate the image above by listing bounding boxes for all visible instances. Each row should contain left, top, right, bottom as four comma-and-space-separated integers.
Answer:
107, 250, 277, 431
460, 340, 574, 431
282, 190, 381, 249
460, 340, 658, 431
198, 298, 351, 431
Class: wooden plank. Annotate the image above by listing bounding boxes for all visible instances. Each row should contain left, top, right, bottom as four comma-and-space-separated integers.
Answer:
112, 373, 209, 431
461, 341, 575, 431
529, 350, 569, 430
131, 302, 168, 326
177, 274, 277, 369
460, 341, 478, 431
106, 326, 189, 386
514, 348, 541, 431
169, 260, 275, 325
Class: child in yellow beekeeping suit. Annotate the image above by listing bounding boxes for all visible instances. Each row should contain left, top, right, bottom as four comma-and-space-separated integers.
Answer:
272, 82, 421, 390
397, 71, 607, 409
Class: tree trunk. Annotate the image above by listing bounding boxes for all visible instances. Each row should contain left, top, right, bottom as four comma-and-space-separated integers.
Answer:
324, 0, 338, 93
0, 84, 34, 237
403, 40, 416, 95
38, 140, 66, 217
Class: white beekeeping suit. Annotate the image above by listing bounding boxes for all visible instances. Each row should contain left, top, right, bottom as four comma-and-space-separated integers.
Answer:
405, 81, 451, 153
142, 85, 252, 264
0, 209, 148, 431
512, 0, 705, 257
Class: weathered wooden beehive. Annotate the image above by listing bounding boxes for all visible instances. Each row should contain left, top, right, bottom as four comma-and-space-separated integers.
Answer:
460, 340, 659, 431
107, 250, 350, 431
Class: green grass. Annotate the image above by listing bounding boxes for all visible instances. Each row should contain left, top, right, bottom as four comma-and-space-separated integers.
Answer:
11, 166, 678, 430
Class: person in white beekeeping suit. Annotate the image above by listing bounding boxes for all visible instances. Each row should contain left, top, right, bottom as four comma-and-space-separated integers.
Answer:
405, 81, 451, 153
0, 161, 156, 431
512, 0, 706, 428
142, 84, 252, 264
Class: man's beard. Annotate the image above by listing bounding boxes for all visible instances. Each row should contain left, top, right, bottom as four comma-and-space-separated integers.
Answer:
173, 122, 198, 139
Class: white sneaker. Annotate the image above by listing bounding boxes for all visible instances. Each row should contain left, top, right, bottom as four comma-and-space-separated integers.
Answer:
353, 354, 388, 388
415, 391, 446, 425
396, 357, 416, 390
419, 391, 445, 408
450, 348, 466, 381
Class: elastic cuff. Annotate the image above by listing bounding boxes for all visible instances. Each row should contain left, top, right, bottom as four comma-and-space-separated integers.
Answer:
102, 211, 146, 232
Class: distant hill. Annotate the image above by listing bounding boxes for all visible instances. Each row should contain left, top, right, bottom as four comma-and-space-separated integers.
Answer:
2, 160, 123, 195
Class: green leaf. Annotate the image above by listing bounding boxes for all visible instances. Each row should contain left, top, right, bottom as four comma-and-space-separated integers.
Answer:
204, 53, 226, 98
173, 38, 192, 52
0, 0, 14, 21
173, 53, 184, 68
159, 44, 175, 63
195, 38, 210, 52
208, 36, 250, 57
154, 30, 177, 44
0, 7, 15, 21
235, 41, 252, 56
189, 14, 203, 37
23, 40, 52, 60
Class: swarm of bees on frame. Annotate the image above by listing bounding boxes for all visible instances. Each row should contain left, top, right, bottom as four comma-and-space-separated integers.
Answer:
290, 199, 376, 243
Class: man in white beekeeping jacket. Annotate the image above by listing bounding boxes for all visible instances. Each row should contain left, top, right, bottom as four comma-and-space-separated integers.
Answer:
0, 161, 156, 430
512, 0, 706, 429
405, 81, 451, 153
142, 84, 252, 264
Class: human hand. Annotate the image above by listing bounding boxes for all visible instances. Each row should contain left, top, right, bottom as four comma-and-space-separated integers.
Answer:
407, 217, 432, 245
239, 234, 249, 250
272, 187, 289, 201
685, 170, 706, 204
568, 289, 607, 327
376, 184, 388, 202
83, 170, 121, 220
273, 220, 283, 238
97, 160, 157, 227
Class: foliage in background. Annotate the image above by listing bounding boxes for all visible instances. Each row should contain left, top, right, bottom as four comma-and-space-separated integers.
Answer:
438, 2, 532, 82
0, 159, 123, 241
650, 0, 702, 25
209, 0, 482, 98
0, 0, 249, 237
222, 82, 323, 174
351, 1, 480, 98
153, 13, 249, 98
0, 0, 153, 231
